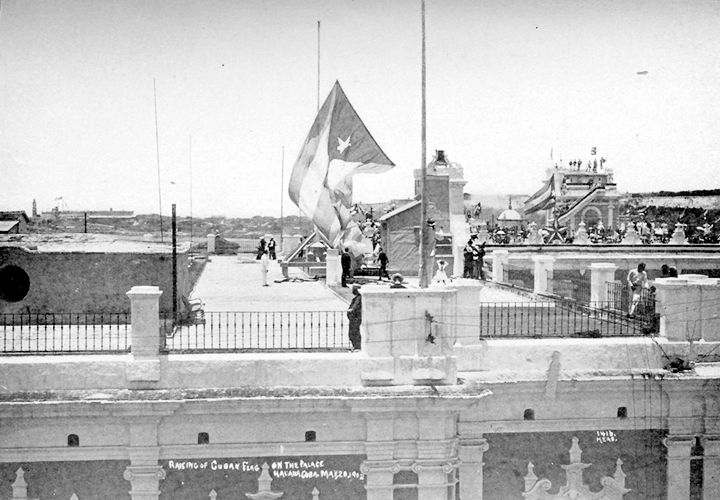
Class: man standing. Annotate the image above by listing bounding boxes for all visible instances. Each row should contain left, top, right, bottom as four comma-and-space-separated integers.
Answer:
341, 247, 352, 287
463, 239, 474, 278
377, 248, 389, 280
256, 237, 266, 260
267, 237, 277, 260
347, 285, 362, 352
260, 250, 270, 287
627, 262, 648, 316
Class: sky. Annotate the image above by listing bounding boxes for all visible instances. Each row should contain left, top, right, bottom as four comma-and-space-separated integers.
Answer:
1, 0, 719, 218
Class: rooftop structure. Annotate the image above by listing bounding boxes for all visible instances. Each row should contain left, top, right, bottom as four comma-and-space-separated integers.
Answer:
1, 248, 719, 499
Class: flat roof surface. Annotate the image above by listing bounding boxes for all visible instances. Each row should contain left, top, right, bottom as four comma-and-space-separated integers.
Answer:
193, 255, 348, 311
0, 233, 189, 253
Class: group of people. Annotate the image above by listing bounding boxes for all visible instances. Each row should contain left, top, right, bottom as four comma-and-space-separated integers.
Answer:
256, 236, 278, 287
462, 237, 487, 279
256, 237, 277, 260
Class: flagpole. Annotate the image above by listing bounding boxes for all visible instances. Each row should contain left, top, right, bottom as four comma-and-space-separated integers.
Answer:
189, 134, 193, 249
154, 78, 164, 242
317, 20, 321, 111
418, 0, 429, 288
280, 146, 285, 255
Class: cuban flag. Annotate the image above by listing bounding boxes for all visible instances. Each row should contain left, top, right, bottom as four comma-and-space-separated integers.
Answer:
289, 81, 394, 249
524, 174, 555, 215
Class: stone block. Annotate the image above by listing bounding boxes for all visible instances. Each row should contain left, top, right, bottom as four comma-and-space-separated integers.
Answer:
126, 359, 161, 382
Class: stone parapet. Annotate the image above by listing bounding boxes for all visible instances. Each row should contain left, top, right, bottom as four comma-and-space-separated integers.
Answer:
655, 274, 720, 341
361, 286, 458, 386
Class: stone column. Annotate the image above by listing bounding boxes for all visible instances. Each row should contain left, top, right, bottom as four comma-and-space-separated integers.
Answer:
531, 255, 555, 295
326, 249, 341, 286
207, 233, 216, 254
491, 250, 509, 284
363, 414, 397, 500
589, 263, 618, 306
415, 414, 458, 500
458, 438, 489, 500
124, 420, 165, 500
361, 461, 397, 500
664, 435, 694, 500
703, 436, 720, 500
607, 204, 614, 229
413, 461, 454, 500
126, 286, 162, 384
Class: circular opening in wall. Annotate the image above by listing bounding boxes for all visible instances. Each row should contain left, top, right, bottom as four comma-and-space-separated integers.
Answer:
0, 265, 30, 302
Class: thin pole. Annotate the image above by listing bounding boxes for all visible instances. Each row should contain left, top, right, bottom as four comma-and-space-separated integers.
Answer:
317, 21, 321, 111
189, 134, 193, 248
418, 0, 429, 288
154, 78, 164, 242
172, 203, 177, 323
280, 146, 285, 255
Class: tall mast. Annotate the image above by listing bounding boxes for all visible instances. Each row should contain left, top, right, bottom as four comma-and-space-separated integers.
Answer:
189, 134, 193, 248
280, 146, 285, 254
317, 21, 321, 111
154, 78, 164, 242
418, 0, 429, 288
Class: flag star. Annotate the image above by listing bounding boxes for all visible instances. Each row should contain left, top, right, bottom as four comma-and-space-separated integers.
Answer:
337, 136, 351, 154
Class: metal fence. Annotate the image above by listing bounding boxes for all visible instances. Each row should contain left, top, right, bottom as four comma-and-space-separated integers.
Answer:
478, 300, 657, 338
162, 310, 349, 352
0, 313, 131, 354
607, 282, 656, 316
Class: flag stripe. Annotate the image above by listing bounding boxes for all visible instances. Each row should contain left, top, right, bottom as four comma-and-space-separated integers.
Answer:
524, 175, 555, 214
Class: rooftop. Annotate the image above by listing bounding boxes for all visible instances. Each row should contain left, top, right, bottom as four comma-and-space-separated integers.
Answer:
0, 233, 189, 253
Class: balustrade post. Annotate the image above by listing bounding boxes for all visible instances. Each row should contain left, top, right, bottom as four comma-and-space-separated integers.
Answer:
531, 255, 555, 295
326, 249, 341, 286
492, 250, 509, 284
126, 286, 162, 383
589, 263, 618, 307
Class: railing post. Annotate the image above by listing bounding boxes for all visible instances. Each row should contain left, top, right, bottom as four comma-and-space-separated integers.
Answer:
126, 286, 163, 384
531, 255, 555, 295
326, 249, 341, 286
492, 250, 509, 284
589, 263, 618, 307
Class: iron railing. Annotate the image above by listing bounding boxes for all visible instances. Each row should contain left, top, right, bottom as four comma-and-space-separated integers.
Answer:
0, 312, 131, 354
478, 300, 657, 338
162, 310, 349, 352
606, 282, 657, 315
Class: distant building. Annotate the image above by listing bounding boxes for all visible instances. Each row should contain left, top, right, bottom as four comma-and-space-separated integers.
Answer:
528, 164, 621, 231
40, 209, 135, 221
0, 211, 30, 234
379, 150, 465, 276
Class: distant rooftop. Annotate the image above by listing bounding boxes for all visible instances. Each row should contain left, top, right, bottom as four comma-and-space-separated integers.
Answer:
0, 233, 188, 253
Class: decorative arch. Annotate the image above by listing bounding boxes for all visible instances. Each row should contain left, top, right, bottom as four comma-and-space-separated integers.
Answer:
581, 206, 603, 228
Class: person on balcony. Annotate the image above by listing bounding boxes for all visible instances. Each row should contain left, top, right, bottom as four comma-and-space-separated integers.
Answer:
627, 262, 649, 317
347, 285, 362, 352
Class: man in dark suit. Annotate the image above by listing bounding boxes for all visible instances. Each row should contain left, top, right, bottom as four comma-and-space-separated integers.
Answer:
341, 248, 352, 287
